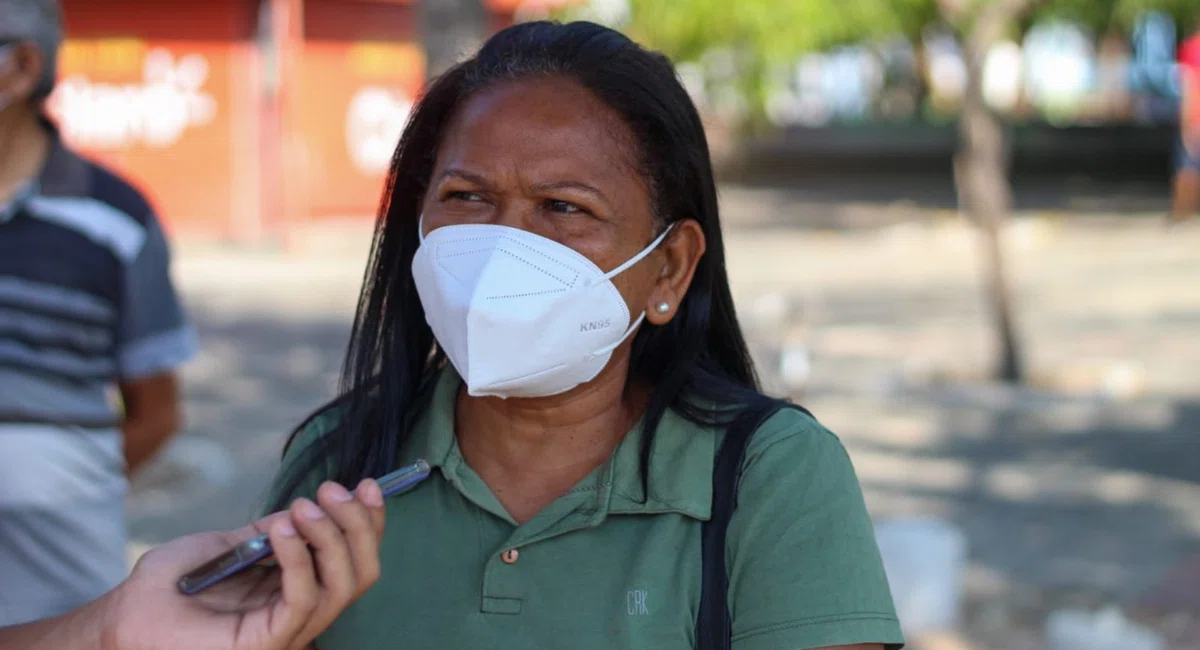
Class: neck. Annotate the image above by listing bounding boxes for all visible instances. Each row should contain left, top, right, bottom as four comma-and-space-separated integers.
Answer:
454, 348, 647, 520
0, 105, 48, 202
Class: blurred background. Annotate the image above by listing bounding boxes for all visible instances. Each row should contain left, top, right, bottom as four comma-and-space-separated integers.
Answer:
50, 0, 1199, 648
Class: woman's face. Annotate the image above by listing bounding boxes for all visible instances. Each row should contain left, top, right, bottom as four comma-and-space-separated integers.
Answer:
420, 76, 705, 330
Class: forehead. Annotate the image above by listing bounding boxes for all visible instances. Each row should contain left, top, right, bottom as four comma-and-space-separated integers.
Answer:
436, 77, 640, 179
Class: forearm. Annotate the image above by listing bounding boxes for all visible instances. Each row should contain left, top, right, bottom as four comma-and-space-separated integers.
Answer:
0, 593, 112, 650
118, 373, 183, 474
122, 415, 178, 474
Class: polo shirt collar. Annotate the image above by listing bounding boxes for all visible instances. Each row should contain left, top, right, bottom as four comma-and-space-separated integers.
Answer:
405, 367, 716, 524
0, 179, 36, 223
38, 119, 91, 198
0, 119, 89, 225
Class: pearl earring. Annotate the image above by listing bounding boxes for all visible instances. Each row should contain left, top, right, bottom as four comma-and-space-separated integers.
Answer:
656, 302, 671, 314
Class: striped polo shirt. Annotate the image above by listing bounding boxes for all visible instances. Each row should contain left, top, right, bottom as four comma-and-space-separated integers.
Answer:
0, 124, 195, 426
0, 122, 196, 626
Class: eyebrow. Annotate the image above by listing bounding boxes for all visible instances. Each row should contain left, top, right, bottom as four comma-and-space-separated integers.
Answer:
439, 168, 494, 188
530, 181, 615, 213
440, 169, 612, 208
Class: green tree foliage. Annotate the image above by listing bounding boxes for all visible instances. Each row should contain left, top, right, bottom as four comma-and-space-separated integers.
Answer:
627, 0, 937, 64
623, 0, 938, 128
622, 0, 1195, 125
1041, 0, 1198, 34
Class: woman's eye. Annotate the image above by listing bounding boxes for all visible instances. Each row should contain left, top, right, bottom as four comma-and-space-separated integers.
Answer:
446, 191, 484, 202
546, 199, 584, 214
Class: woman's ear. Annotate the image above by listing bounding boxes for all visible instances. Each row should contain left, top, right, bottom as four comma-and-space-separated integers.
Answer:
645, 219, 705, 325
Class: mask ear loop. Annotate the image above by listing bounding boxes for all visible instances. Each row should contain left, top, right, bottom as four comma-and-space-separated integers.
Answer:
417, 214, 427, 244
585, 311, 647, 361
601, 222, 677, 281
585, 222, 679, 359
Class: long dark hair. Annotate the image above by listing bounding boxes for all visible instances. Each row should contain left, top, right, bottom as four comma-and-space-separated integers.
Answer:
271, 20, 788, 508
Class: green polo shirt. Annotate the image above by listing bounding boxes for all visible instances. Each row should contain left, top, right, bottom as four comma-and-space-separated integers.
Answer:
268, 369, 904, 650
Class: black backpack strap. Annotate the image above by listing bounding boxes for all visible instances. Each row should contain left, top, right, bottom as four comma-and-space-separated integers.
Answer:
696, 403, 798, 650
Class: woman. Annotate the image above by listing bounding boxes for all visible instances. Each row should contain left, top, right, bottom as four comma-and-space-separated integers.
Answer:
269, 21, 904, 650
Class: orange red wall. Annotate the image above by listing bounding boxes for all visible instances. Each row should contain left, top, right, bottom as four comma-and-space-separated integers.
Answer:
50, 0, 523, 242
287, 41, 425, 222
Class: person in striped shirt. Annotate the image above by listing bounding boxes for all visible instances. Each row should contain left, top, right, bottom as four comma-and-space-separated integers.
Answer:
0, 0, 196, 626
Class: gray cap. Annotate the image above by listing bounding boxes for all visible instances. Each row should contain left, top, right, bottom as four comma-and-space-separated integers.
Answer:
0, 0, 62, 100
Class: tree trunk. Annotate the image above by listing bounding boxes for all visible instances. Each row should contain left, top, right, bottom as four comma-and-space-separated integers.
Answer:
956, 79, 1023, 382
911, 42, 931, 117
949, 0, 1040, 383
418, 0, 490, 80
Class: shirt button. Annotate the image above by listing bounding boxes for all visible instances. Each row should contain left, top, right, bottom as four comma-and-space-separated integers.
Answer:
501, 548, 519, 564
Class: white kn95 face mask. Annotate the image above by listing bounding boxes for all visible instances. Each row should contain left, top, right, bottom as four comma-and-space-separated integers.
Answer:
411, 218, 673, 399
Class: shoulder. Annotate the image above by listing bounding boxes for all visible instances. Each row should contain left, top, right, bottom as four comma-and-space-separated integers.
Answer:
725, 406, 904, 648
81, 157, 157, 227
730, 403, 875, 544
264, 405, 347, 511
27, 149, 162, 264
741, 405, 852, 479
285, 405, 346, 461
